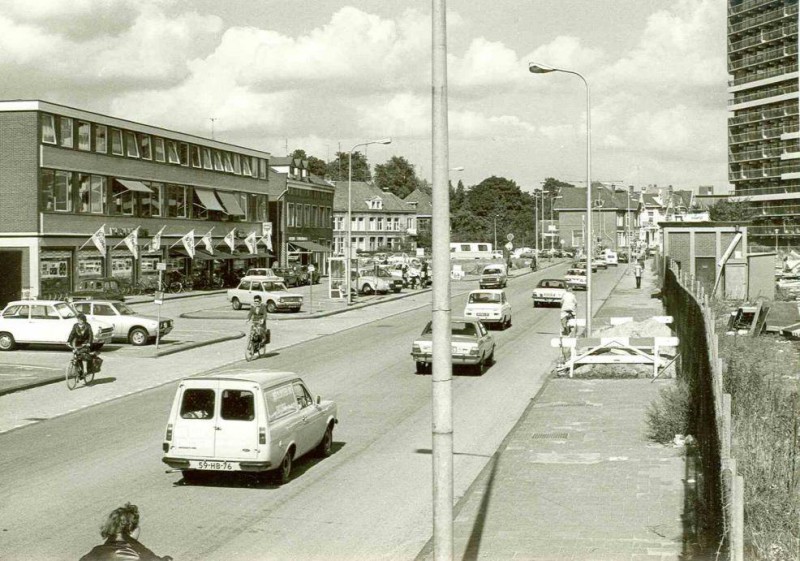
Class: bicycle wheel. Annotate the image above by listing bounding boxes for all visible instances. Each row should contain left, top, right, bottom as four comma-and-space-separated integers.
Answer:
245, 338, 255, 362
168, 281, 183, 294
65, 362, 79, 390
257, 338, 268, 358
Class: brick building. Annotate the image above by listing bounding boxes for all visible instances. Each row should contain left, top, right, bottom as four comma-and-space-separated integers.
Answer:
554, 185, 639, 254
0, 100, 273, 305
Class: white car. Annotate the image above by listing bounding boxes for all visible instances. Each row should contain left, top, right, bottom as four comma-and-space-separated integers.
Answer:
72, 299, 173, 346
227, 277, 303, 313
564, 268, 588, 291
463, 289, 512, 330
0, 300, 113, 351
532, 279, 568, 308
479, 264, 508, 289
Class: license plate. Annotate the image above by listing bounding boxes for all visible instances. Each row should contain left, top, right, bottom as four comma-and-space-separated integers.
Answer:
190, 460, 239, 471
477, 313, 489, 317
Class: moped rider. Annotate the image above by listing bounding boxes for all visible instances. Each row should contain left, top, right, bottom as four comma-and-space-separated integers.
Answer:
247, 295, 268, 348
68, 313, 95, 378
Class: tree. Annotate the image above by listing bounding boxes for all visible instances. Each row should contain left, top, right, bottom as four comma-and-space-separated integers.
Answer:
374, 156, 420, 199
289, 149, 328, 177
707, 198, 755, 222
326, 151, 371, 182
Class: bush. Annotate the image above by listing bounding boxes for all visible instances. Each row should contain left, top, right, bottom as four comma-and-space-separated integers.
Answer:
645, 379, 690, 444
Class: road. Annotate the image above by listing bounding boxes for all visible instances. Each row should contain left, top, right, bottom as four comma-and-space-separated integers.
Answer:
0, 264, 626, 561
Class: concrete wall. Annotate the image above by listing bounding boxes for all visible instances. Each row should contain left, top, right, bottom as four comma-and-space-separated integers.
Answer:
748, 253, 775, 301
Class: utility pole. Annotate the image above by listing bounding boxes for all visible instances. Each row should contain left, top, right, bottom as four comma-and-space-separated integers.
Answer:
493, 215, 498, 253
209, 117, 217, 140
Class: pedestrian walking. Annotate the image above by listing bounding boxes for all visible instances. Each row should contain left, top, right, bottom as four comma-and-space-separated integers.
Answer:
634, 262, 643, 289
80, 502, 173, 561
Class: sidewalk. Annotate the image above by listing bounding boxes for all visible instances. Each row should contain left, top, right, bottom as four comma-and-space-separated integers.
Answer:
417, 262, 688, 561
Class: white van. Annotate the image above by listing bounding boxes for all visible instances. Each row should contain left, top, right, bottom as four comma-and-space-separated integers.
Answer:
162, 370, 338, 484
604, 251, 618, 266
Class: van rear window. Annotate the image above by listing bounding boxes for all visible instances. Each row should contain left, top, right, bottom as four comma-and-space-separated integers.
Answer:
180, 389, 215, 419
221, 389, 255, 421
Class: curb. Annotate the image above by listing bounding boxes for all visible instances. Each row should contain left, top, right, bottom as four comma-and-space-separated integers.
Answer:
126, 289, 228, 306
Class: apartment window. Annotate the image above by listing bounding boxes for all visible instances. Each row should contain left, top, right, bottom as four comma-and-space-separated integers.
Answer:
41, 114, 56, 144
223, 152, 234, 173
242, 157, 252, 176
59, 117, 73, 148
125, 131, 139, 158
202, 147, 213, 170
287, 203, 295, 227
140, 135, 152, 160
179, 143, 189, 166
77, 122, 91, 151
40, 169, 72, 212
110, 129, 123, 155
191, 190, 209, 220
167, 141, 181, 164
257, 195, 268, 222
305, 204, 311, 226
259, 159, 267, 179
191, 146, 202, 168
111, 180, 134, 216
377, 217, 383, 231
92, 125, 107, 154
250, 157, 258, 178
141, 182, 162, 217
369, 217, 376, 231
233, 154, 241, 175
213, 151, 224, 171
154, 138, 166, 162
238, 193, 248, 220
167, 184, 188, 218
78, 174, 107, 214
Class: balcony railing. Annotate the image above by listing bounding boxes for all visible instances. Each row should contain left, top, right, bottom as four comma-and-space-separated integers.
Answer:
728, 4, 799, 35
729, 162, 800, 180
729, 81, 798, 106
729, 43, 798, 71
729, 0, 782, 17
729, 61, 799, 86
729, 103, 799, 125
729, 125, 797, 143
729, 146, 784, 162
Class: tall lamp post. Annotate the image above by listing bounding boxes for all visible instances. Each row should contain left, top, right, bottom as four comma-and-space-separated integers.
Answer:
529, 62, 592, 335
775, 228, 779, 253
347, 138, 392, 304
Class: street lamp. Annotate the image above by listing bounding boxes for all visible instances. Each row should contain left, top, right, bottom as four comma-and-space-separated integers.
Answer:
529, 61, 592, 335
347, 138, 392, 304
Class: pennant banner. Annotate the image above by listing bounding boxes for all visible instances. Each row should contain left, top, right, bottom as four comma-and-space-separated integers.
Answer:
148, 226, 166, 253
199, 229, 214, 255
123, 227, 139, 259
180, 230, 195, 259
224, 229, 236, 253
244, 231, 257, 255
79, 225, 106, 256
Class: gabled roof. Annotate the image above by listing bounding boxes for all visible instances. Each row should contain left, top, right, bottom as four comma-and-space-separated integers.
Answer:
404, 189, 433, 215
553, 185, 637, 211
269, 156, 293, 166
332, 181, 415, 213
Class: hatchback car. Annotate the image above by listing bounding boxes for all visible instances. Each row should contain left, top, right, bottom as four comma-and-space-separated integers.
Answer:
463, 289, 511, 330
72, 299, 173, 345
227, 277, 303, 312
411, 317, 496, 375
0, 300, 113, 351
479, 264, 508, 289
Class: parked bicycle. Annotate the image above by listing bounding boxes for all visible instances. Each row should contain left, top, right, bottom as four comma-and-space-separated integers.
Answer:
65, 346, 100, 390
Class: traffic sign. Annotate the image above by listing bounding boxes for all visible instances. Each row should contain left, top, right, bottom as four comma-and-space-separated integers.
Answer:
506, 233, 514, 241
505, 242, 513, 251
154, 291, 164, 305
156, 262, 167, 271
307, 264, 315, 273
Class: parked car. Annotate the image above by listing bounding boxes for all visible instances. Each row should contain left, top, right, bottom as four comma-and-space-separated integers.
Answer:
463, 289, 512, 330
532, 279, 567, 308
0, 300, 113, 351
411, 317, 496, 375
479, 264, 508, 289
227, 277, 303, 313
70, 277, 127, 302
271, 267, 302, 287
72, 299, 173, 346
162, 370, 338, 484
574, 259, 598, 273
387, 252, 411, 265
246, 268, 277, 278
564, 268, 588, 291
296, 265, 321, 285
353, 269, 391, 294
618, 252, 630, 264
594, 258, 608, 270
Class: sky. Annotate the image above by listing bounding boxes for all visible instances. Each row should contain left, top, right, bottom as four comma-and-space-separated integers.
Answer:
0, 0, 729, 193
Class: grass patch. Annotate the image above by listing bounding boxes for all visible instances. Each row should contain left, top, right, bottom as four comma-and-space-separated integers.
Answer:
645, 379, 690, 445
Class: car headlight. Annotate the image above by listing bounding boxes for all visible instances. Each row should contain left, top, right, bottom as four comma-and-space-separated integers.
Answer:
468, 347, 479, 356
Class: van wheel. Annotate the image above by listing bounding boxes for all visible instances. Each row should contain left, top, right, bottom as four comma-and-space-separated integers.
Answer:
316, 425, 333, 458
362, 284, 374, 295
129, 327, 149, 346
231, 298, 242, 311
277, 450, 293, 484
0, 332, 15, 351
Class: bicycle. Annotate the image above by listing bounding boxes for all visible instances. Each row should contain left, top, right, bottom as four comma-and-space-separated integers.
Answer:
65, 347, 97, 390
560, 310, 576, 337
244, 323, 269, 362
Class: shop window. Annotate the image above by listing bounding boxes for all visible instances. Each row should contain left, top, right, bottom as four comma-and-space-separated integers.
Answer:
233, 154, 241, 175
77, 121, 91, 151
203, 147, 213, 170
112, 180, 134, 216
111, 257, 133, 280
154, 138, 166, 162
242, 157, 252, 176
141, 182, 162, 217
41, 114, 56, 144
59, 117, 73, 148
167, 141, 181, 164
78, 256, 104, 277
179, 143, 189, 166
250, 157, 258, 178
140, 134, 152, 160
167, 184, 188, 218
110, 128, 123, 155
125, 131, 139, 158
213, 150, 224, 171
191, 146, 202, 168
95, 125, 107, 154
223, 152, 234, 173
40, 169, 73, 212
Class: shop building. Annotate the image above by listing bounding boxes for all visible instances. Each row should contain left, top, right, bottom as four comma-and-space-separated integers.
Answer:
0, 100, 272, 306
268, 157, 334, 273
554, 185, 639, 253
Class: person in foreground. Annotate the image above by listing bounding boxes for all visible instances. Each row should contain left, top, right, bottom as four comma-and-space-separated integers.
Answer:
80, 502, 172, 561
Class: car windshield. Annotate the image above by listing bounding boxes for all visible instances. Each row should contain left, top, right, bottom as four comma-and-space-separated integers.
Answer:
116, 303, 137, 315
55, 302, 77, 319
422, 321, 477, 337
483, 267, 503, 274
469, 292, 501, 304
538, 280, 565, 289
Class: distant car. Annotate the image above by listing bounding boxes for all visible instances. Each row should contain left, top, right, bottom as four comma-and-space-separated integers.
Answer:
246, 268, 277, 278
70, 277, 127, 302
574, 259, 598, 273
463, 289, 512, 330
411, 317, 496, 375
296, 265, 321, 285
618, 252, 630, 263
594, 258, 608, 270
72, 299, 173, 346
353, 269, 392, 294
227, 277, 303, 313
0, 300, 113, 351
479, 264, 508, 289
604, 251, 618, 266
387, 252, 411, 265
564, 268, 587, 291
271, 267, 302, 287
532, 279, 567, 308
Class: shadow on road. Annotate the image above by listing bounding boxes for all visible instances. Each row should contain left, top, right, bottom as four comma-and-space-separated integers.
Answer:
85, 376, 117, 387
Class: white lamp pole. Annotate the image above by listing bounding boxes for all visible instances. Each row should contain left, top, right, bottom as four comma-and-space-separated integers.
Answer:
347, 138, 391, 304
529, 62, 592, 335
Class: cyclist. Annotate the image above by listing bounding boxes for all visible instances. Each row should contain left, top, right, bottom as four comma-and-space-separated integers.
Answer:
68, 313, 94, 378
247, 295, 268, 350
560, 285, 578, 336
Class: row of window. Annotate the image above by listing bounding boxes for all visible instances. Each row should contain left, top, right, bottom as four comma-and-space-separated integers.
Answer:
332, 215, 414, 231
41, 114, 269, 180
40, 169, 268, 223
287, 187, 333, 200
332, 237, 403, 254
286, 203, 332, 229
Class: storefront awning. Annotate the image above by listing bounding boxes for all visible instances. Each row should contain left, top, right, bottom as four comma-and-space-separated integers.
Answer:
195, 188, 226, 212
289, 240, 331, 253
217, 191, 246, 216
170, 248, 216, 260
116, 179, 152, 193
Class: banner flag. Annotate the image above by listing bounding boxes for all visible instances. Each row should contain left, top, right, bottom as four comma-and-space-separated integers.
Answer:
79, 225, 106, 255
123, 227, 140, 259
199, 229, 214, 254
244, 231, 257, 255
181, 230, 195, 259
148, 226, 166, 253
224, 229, 236, 253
